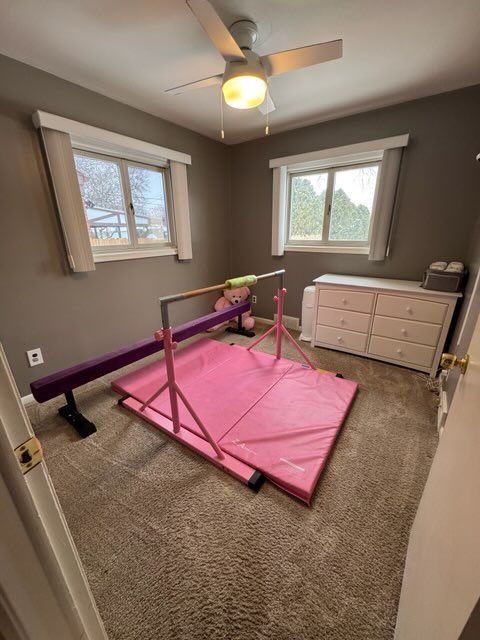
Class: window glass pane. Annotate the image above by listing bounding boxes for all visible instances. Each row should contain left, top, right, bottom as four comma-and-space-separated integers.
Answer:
289, 172, 327, 242
329, 165, 379, 241
74, 154, 130, 248
127, 165, 169, 245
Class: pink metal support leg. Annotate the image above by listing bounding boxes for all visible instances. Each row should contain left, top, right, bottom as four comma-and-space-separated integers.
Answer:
246, 322, 277, 351
141, 327, 224, 459
247, 287, 315, 369
139, 379, 169, 412
275, 288, 285, 359
281, 324, 316, 369
162, 328, 182, 433
174, 384, 224, 459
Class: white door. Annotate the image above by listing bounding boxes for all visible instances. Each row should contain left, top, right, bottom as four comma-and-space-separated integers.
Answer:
394, 314, 480, 639
0, 344, 107, 640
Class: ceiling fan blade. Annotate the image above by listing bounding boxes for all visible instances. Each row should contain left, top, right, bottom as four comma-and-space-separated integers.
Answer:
165, 74, 222, 95
258, 92, 276, 115
260, 39, 342, 77
186, 0, 245, 62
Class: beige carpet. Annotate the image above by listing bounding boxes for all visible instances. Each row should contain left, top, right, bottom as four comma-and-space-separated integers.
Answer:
27, 325, 438, 640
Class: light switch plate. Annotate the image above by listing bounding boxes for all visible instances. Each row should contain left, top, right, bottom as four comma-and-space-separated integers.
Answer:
26, 348, 44, 367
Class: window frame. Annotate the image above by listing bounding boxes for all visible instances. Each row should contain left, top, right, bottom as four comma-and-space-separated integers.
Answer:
285, 159, 381, 250
73, 148, 177, 261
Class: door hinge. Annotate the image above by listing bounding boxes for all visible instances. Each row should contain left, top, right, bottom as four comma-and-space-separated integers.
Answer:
14, 436, 43, 474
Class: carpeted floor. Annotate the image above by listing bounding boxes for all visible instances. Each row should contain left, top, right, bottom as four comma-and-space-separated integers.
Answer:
27, 325, 438, 640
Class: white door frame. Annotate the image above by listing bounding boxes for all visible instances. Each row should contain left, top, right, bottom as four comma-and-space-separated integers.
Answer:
0, 343, 107, 640
394, 312, 480, 639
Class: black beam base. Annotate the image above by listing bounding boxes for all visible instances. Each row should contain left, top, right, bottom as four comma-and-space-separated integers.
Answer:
117, 394, 131, 407
225, 325, 255, 338
225, 313, 255, 338
58, 390, 96, 438
247, 470, 266, 492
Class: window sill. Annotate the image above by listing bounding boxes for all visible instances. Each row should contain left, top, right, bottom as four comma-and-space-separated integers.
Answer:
94, 247, 178, 263
284, 245, 369, 255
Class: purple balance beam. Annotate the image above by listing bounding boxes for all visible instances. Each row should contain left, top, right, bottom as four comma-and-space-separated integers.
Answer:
30, 302, 250, 403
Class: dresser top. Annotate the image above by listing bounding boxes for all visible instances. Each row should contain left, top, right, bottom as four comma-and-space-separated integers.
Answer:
313, 274, 462, 298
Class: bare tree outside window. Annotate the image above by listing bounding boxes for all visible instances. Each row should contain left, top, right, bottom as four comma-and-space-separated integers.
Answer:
74, 151, 171, 250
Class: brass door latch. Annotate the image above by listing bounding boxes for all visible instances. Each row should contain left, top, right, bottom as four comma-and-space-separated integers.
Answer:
14, 436, 43, 474
440, 352, 470, 375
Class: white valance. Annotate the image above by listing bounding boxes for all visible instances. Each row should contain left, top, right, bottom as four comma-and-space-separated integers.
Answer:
170, 162, 193, 261
33, 111, 191, 166
369, 147, 404, 261
41, 128, 95, 272
269, 134, 409, 170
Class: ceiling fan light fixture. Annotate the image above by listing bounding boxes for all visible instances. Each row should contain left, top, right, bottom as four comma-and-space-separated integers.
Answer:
222, 75, 266, 109
222, 50, 267, 109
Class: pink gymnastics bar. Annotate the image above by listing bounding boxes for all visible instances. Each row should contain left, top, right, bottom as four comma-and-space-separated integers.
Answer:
139, 271, 292, 469
115, 270, 357, 500
129, 271, 292, 490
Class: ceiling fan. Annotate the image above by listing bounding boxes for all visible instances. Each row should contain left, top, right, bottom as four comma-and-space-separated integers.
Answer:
166, 0, 343, 116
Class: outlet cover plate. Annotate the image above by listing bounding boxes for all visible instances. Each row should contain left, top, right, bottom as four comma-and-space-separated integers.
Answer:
26, 348, 44, 367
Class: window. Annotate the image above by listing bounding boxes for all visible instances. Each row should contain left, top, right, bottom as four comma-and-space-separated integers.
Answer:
287, 162, 380, 247
270, 135, 409, 259
73, 150, 174, 255
34, 110, 192, 271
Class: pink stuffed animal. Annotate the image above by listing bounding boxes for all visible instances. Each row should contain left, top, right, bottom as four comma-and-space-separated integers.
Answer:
212, 286, 255, 330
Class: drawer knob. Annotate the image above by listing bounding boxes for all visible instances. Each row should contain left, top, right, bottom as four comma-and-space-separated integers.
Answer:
339, 317, 345, 324
406, 306, 412, 313
401, 328, 407, 335
337, 336, 343, 342
397, 348, 403, 355
342, 298, 347, 304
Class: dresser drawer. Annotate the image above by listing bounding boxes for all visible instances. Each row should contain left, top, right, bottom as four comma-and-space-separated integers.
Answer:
369, 335, 435, 368
372, 315, 442, 347
317, 306, 371, 333
376, 294, 447, 324
318, 289, 374, 314
316, 324, 367, 352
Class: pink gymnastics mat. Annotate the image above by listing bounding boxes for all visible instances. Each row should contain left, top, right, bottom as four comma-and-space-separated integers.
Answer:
112, 338, 357, 504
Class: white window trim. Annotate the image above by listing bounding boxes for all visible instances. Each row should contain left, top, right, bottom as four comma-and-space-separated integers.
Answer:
33, 111, 191, 166
269, 134, 408, 169
271, 135, 409, 259
34, 111, 193, 267
284, 245, 370, 254
94, 247, 178, 262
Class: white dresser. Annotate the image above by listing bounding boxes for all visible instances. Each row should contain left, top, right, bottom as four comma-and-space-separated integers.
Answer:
312, 274, 461, 377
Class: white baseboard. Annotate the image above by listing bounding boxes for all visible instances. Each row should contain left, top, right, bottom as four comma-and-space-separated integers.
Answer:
21, 393, 34, 405
254, 316, 275, 325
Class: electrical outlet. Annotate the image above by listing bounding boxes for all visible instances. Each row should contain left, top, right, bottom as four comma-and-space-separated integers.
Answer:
26, 348, 44, 367
251, 295, 257, 304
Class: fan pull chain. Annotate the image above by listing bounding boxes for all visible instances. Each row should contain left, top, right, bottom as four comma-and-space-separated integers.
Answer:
220, 89, 225, 140
265, 82, 270, 136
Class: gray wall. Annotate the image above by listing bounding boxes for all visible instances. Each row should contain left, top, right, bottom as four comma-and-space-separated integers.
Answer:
1, 52, 479, 396
230, 85, 480, 320
0, 55, 231, 395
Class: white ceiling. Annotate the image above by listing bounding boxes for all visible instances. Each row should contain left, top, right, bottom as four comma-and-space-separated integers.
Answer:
1, 0, 480, 144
